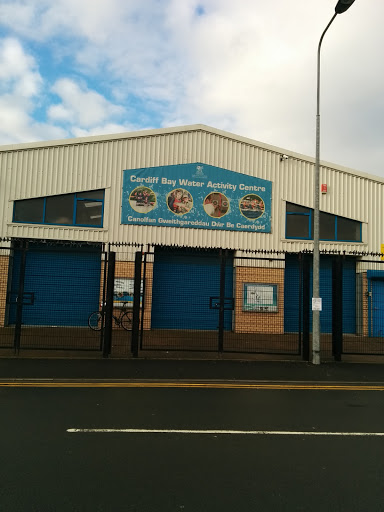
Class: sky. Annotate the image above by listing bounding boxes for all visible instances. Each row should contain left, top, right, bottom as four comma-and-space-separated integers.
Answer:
0, 0, 383, 178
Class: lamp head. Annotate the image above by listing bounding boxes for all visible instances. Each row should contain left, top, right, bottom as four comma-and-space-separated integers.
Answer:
335, 0, 356, 14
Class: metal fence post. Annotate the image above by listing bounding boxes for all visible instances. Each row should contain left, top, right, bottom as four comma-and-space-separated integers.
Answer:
332, 255, 343, 361
131, 251, 142, 358
139, 251, 147, 350
14, 241, 28, 355
99, 249, 108, 351
302, 253, 311, 361
103, 251, 115, 358
218, 249, 226, 353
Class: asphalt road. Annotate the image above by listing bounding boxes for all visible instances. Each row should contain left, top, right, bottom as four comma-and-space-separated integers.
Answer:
1, 383, 384, 512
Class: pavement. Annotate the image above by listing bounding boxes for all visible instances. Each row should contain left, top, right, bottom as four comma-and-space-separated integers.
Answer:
0, 356, 384, 383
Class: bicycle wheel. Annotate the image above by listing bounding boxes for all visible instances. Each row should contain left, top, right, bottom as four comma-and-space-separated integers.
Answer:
88, 312, 103, 331
120, 311, 133, 331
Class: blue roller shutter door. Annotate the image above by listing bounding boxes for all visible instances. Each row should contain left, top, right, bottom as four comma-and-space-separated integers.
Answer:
9, 246, 101, 326
151, 249, 233, 330
284, 257, 303, 333
367, 272, 384, 337
284, 255, 356, 333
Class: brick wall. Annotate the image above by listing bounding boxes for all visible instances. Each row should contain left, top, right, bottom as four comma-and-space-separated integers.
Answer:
234, 266, 285, 334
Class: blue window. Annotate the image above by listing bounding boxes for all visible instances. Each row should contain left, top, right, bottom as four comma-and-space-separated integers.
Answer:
286, 203, 312, 239
286, 202, 361, 242
13, 190, 105, 228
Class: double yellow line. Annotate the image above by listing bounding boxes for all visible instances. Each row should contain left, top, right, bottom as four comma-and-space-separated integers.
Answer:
0, 381, 384, 390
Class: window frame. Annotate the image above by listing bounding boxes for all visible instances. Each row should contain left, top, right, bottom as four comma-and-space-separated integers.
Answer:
335, 215, 362, 243
12, 197, 45, 224
285, 204, 313, 240
13, 190, 105, 228
285, 202, 361, 243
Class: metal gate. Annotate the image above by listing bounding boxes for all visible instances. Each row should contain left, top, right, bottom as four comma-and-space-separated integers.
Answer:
138, 249, 303, 356
0, 241, 106, 354
342, 260, 384, 356
3, 242, 383, 360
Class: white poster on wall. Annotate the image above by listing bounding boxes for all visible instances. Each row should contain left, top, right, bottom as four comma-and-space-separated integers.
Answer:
243, 283, 278, 312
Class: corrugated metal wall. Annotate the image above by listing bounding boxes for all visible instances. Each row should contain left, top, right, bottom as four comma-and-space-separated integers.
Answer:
1, 125, 383, 253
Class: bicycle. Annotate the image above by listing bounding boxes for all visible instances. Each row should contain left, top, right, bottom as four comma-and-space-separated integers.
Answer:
88, 302, 133, 331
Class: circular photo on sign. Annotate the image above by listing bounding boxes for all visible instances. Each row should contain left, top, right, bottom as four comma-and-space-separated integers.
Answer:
129, 186, 156, 213
167, 189, 193, 215
203, 192, 229, 218
239, 194, 265, 220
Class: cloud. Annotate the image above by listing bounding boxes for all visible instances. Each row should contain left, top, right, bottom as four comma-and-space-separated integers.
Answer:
48, 78, 125, 127
0, 34, 132, 144
0, 37, 62, 144
0, 0, 383, 176
0, 37, 42, 97
0, 0, 123, 42
0, 94, 67, 144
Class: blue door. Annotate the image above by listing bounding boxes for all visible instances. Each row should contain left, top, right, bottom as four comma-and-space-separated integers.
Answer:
151, 249, 233, 330
367, 272, 384, 337
284, 255, 356, 333
9, 245, 101, 326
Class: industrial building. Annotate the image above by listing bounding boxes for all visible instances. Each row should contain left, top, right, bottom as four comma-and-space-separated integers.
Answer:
0, 124, 383, 356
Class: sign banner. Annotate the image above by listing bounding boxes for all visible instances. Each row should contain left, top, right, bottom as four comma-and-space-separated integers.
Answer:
121, 163, 272, 232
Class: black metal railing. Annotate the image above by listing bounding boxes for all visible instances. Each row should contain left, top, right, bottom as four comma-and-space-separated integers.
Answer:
1, 240, 384, 360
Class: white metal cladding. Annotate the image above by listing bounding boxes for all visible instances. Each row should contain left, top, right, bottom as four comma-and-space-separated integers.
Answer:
1, 124, 384, 253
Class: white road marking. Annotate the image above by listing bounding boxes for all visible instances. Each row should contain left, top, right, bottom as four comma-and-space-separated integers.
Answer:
66, 428, 384, 436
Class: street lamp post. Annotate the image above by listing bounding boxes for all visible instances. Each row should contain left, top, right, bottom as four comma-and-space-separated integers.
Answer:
312, 0, 356, 365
